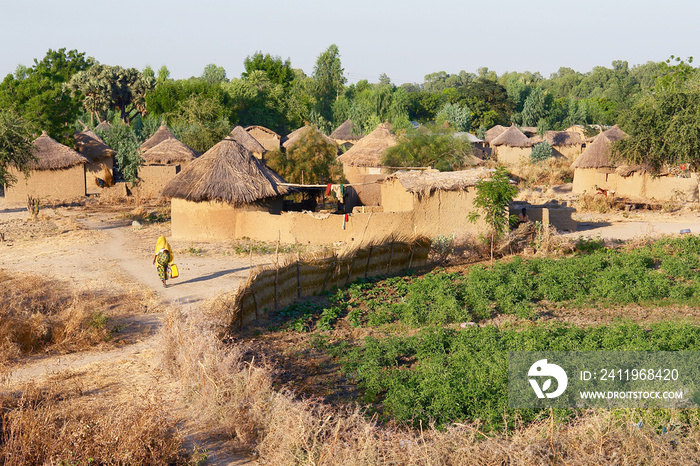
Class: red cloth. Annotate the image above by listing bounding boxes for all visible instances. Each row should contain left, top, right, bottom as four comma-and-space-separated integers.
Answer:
325, 184, 332, 196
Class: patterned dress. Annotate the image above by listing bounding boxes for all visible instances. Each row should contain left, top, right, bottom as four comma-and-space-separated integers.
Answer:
156, 250, 171, 280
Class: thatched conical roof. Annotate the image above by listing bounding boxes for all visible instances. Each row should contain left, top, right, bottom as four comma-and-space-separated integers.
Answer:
484, 125, 507, 143
571, 133, 614, 169
228, 125, 266, 154
282, 125, 336, 149
491, 125, 531, 147
330, 119, 363, 141
385, 167, 494, 194
544, 130, 586, 146
140, 125, 176, 152
162, 138, 291, 205
602, 125, 628, 142
30, 131, 88, 170
245, 125, 279, 137
74, 129, 115, 162
141, 138, 200, 165
336, 122, 397, 167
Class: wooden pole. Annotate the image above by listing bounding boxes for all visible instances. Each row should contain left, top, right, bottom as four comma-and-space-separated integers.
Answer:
275, 231, 280, 311
296, 252, 301, 299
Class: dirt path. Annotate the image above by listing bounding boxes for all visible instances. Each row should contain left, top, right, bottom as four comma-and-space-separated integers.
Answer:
1, 207, 260, 464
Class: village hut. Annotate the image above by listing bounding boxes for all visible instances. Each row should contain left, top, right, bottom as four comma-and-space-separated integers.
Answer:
4, 131, 88, 204
162, 138, 293, 240
137, 128, 199, 198
330, 119, 363, 149
490, 125, 532, 164
140, 124, 176, 152
229, 125, 266, 159
543, 130, 587, 160
453, 132, 487, 159
336, 122, 398, 206
484, 125, 507, 145
520, 126, 539, 138
380, 168, 493, 237
245, 125, 281, 152
602, 124, 628, 142
74, 129, 116, 195
95, 120, 112, 133
282, 125, 336, 150
571, 133, 616, 193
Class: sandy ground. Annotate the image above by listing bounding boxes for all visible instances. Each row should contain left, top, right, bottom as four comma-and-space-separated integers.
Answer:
2, 200, 700, 464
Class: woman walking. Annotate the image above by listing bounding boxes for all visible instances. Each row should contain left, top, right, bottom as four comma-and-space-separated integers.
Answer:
153, 236, 174, 287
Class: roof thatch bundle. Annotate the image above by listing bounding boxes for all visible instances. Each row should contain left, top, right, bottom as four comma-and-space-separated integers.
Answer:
484, 125, 507, 143
30, 131, 88, 170
385, 167, 494, 194
141, 138, 200, 165
337, 123, 397, 167
544, 130, 586, 146
491, 125, 531, 147
140, 125, 176, 152
571, 133, 615, 169
330, 119, 363, 141
228, 125, 266, 154
162, 138, 291, 205
602, 125, 629, 142
282, 125, 335, 149
74, 129, 116, 162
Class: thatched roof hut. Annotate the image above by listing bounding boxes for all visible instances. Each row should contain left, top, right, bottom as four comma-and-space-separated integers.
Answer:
544, 130, 586, 147
330, 119, 363, 142
490, 125, 531, 147
30, 131, 89, 170
484, 125, 507, 143
282, 125, 335, 150
602, 125, 628, 142
385, 168, 493, 194
337, 122, 397, 167
162, 138, 291, 205
453, 132, 484, 143
140, 125, 176, 152
141, 138, 200, 165
95, 121, 112, 132
228, 125, 266, 156
74, 129, 115, 162
520, 127, 539, 138
571, 133, 614, 169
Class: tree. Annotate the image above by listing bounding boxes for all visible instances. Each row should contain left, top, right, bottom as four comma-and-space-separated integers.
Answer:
64, 65, 155, 125
382, 124, 474, 171
95, 121, 142, 182
201, 64, 228, 84
435, 102, 471, 131
167, 94, 231, 153
530, 141, 553, 162
468, 166, 518, 261
0, 48, 93, 142
313, 44, 346, 123
242, 52, 294, 87
157, 65, 171, 83
0, 110, 36, 187
266, 127, 342, 185
520, 87, 549, 126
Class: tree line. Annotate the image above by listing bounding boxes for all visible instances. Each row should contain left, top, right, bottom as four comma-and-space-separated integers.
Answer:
1, 46, 699, 186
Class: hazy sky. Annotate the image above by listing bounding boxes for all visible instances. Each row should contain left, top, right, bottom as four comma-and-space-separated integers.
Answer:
2, 0, 697, 84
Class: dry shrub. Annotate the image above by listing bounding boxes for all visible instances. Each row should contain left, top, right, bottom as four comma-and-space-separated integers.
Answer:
159, 301, 700, 464
0, 269, 147, 366
514, 158, 574, 189
0, 379, 183, 465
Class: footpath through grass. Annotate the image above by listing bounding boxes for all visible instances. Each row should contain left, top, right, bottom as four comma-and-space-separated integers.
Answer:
265, 235, 700, 430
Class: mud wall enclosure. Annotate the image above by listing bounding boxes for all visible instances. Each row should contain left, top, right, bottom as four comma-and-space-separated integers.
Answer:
4, 165, 86, 204
573, 169, 699, 202
171, 194, 486, 246
134, 165, 180, 198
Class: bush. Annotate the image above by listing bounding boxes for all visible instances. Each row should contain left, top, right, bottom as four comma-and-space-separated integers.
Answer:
530, 141, 553, 162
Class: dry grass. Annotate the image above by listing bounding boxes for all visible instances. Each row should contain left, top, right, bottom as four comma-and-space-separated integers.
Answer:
513, 158, 574, 189
0, 269, 149, 367
158, 305, 700, 464
0, 378, 184, 465
577, 193, 623, 213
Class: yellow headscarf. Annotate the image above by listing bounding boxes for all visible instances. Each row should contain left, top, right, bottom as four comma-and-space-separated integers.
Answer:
154, 236, 174, 263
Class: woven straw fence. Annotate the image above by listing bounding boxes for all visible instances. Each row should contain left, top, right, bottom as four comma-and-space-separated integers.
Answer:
229, 238, 431, 329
